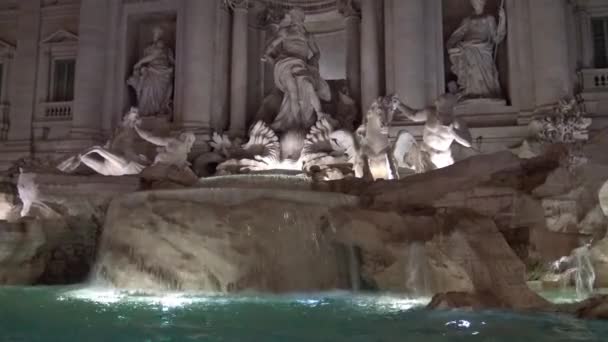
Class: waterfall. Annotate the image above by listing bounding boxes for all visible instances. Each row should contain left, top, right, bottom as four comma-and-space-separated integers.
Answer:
405, 242, 432, 297
572, 245, 595, 299
348, 245, 361, 292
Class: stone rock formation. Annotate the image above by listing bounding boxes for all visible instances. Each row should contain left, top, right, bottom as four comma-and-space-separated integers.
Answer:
94, 189, 360, 292
1, 173, 140, 285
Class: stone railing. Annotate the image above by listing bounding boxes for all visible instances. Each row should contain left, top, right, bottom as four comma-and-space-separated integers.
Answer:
579, 68, 608, 91
41, 101, 72, 120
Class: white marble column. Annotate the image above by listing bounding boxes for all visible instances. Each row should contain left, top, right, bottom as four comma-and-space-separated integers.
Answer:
339, 1, 361, 105
360, 0, 381, 113
181, 0, 216, 141
211, 2, 231, 133
529, 0, 572, 107
7, 0, 40, 145
71, 0, 108, 139
391, 0, 426, 109
229, 0, 249, 137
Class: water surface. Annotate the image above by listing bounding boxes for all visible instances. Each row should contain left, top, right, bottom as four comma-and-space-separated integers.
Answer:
0, 286, 606, 342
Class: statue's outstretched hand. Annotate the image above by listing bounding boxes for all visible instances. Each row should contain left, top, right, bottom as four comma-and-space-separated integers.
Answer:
261, 55, 275, 65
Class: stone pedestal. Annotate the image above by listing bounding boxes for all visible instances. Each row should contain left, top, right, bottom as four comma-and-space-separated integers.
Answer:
181, 0, 216, 145
229, 3, 249, 137
360, 0, 381, 113
71, 0, 108, 140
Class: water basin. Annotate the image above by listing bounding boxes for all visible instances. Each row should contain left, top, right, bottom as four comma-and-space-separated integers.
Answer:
1, 286, 607, 341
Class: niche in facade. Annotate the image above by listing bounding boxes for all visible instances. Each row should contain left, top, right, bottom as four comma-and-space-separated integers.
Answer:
125, 13, 176, 121
442, 0, 510, 106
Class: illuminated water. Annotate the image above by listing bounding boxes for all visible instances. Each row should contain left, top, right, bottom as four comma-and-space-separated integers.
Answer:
0, 286, 607, 341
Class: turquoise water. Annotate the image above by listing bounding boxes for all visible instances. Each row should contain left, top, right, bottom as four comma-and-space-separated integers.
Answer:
0, 286, 607, 342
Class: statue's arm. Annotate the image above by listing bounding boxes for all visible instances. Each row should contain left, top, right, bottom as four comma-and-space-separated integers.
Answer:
168, 48, 175, 65
134, 124, 170, 147
446, 19, 469, 49
262, 30, 286, 63
393, 100, 429, 123
134, 51, 159, 68
494, 9, 507, 44
453, 119, 473, 148
307, 33, 321, 66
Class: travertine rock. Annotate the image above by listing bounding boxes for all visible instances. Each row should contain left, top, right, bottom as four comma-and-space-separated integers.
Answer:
94, 187, 547, 310
0, 220, 47, 284
590, 239, 608, 288
94, 189, 360, 292
0, 218, 97, 285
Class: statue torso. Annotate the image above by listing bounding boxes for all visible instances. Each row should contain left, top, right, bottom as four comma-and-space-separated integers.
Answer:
423, 114, 455, 152
462, 15, 495, 43
143, 43, 173, 67
279, 26, 312, 60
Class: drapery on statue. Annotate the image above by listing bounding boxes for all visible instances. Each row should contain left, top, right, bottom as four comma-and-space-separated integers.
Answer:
388, 83, 473, 172
127, 26, 175, 117
57, 108, 149, 176
446, 0, 506, 100
261, 8, 332, 133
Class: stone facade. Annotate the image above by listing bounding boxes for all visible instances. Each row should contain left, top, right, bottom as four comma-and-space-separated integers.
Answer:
0, 0, 603, 170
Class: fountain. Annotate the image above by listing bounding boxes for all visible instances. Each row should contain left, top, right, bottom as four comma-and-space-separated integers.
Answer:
573, 245, 596, 299
405, 242, 432, 297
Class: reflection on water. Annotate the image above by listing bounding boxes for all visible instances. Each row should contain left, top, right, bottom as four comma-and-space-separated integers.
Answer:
0, 286, 606, 342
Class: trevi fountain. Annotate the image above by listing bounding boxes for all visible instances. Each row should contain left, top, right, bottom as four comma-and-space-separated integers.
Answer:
1, 0, 608, 340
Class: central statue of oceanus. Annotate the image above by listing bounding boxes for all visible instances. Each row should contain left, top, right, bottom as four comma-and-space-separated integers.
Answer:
261, 8, 332, 133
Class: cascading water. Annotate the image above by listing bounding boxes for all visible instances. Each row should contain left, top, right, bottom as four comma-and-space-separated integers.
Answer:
347, 245, 361, 291
572, 245, 595, 299
405, 242, 432, 297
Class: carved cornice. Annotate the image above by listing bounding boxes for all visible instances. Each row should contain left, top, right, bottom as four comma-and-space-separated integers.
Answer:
337, 0, 360, 18
256, 0, 336, 15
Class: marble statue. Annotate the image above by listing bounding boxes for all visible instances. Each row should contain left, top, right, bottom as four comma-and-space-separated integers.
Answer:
127, 27, 174, 117
529, 98, 592, 144
388, 85, 473, 172
262, 8, 332, 133
514, 97, 591, 169
133, 123, 195, 169
446, 0, 506, 101
355, 98, 398, 180
301, 118, 362, 180
57, 108, 149, 176
17, 170, 53, 218
202, 118, 360, 178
